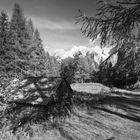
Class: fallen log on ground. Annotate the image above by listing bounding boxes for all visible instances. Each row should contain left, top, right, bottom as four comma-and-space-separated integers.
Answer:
111, 88, 140, 97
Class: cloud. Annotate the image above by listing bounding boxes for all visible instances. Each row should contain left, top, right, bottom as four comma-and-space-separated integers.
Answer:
31, 17, 79, 30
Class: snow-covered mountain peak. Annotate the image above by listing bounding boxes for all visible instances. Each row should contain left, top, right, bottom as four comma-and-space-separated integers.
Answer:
53, 45, 111, 63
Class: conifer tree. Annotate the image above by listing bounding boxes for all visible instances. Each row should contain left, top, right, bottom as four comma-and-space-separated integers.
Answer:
9, 4, 35, 76
31, 28, 47, 76
10, 3, 30, 58
33, 29, 44, 57
27, 19, 34, 39
0, 11, 9, 49
0, 3, 49, 77
0, 11, 14, 75
76, 0, 140, 86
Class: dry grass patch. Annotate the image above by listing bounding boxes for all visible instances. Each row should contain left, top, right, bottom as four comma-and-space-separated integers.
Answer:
71, 83, 110, 94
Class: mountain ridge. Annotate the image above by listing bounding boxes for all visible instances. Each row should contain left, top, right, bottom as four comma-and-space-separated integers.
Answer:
53, 45, 111, 64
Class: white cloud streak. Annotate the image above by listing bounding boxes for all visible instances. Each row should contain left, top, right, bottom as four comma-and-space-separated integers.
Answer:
31, 17, 79, 30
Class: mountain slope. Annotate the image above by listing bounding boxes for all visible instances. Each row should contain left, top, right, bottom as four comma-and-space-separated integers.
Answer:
53, 46, 111, 64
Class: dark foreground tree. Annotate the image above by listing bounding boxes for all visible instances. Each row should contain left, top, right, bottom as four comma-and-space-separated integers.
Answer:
76, 0, 140, 87
76, 0, 140, 64
76, 0, 140, 48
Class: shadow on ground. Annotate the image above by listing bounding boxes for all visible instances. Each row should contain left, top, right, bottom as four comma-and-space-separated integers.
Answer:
1, 76, 74, 133
74, 90, 140, 123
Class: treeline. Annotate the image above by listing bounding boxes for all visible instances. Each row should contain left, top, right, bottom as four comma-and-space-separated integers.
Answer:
0, 3, 60, 78
1, 3, 139, 89
60, 51, 98, 83
62, 42, 140, 88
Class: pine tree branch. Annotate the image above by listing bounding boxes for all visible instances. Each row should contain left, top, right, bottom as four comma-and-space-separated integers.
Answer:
76, 1, 140, 47
100, 49, 119, 66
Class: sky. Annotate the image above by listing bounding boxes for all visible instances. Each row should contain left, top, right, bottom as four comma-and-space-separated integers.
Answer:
0, 0, 101, 53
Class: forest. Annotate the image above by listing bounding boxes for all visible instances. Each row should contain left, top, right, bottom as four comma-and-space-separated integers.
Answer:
0, 1, 140, 140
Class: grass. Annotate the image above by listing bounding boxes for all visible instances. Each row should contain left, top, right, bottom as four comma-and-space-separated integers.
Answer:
1, 106, 140, 140
0, 81, 140, 140
71, 82, 110, 94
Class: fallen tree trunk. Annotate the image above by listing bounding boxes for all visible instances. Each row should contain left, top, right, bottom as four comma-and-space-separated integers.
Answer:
112, 88, 140, 97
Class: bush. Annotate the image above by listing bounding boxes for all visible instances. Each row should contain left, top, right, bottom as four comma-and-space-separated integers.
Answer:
91, 62, 138, 88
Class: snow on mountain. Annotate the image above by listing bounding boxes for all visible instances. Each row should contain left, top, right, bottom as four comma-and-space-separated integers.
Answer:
53, 45, 111, 64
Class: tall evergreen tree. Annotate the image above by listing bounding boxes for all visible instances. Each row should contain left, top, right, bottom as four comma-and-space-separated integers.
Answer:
33, 29, 44, 57
0, 11, 14, 75
0, 3, 49, 77
76, 0, 140, 86
8, 4, 35, 76
0, 11, 9, 49
27, 19, 34, 39
10, 3, 31, 57
31, 28, 47, 76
